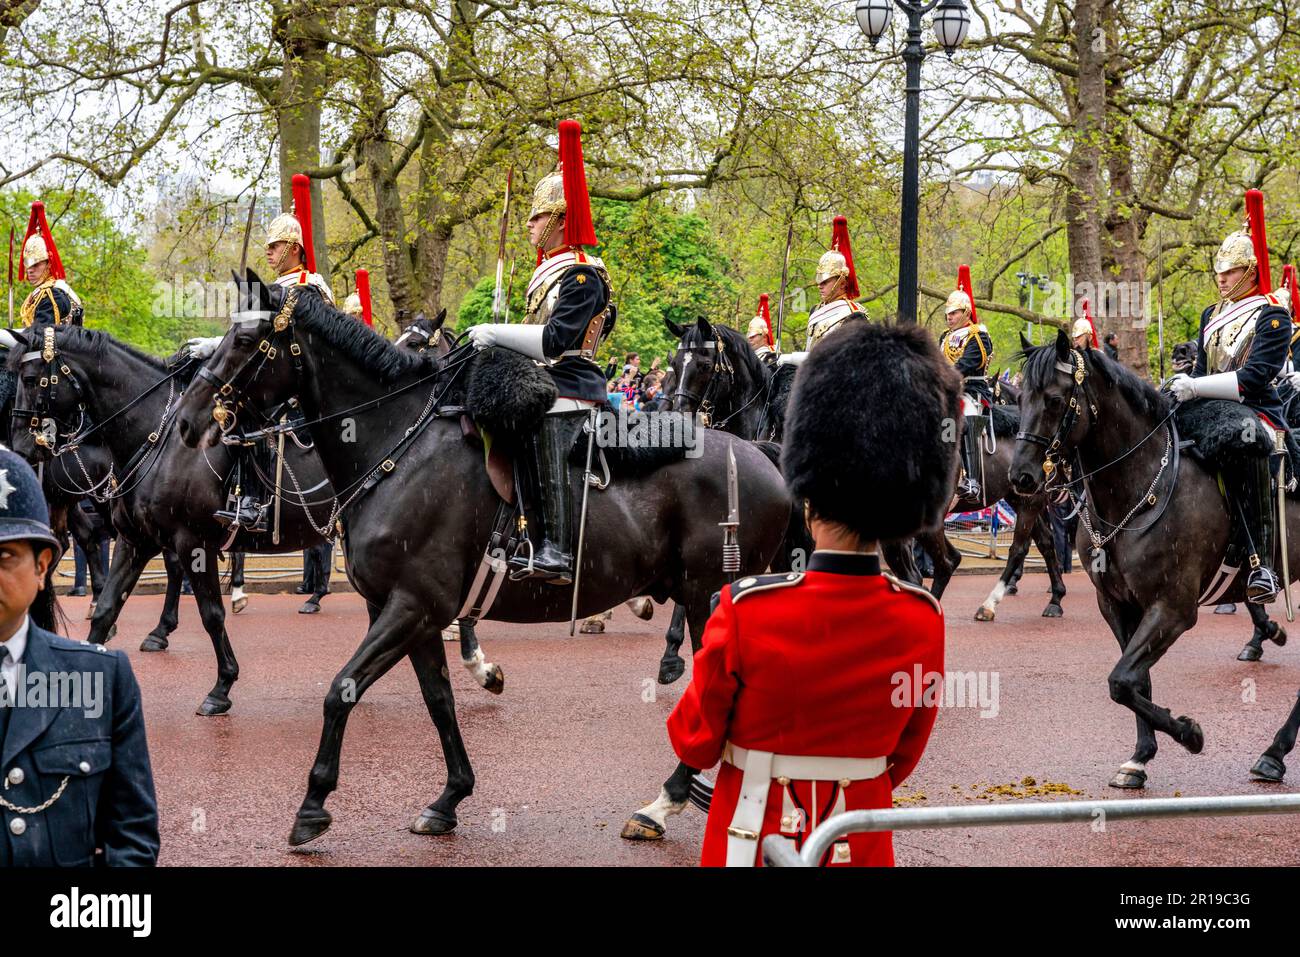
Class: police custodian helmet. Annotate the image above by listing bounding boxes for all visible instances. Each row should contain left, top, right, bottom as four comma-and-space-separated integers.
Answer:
781, 322, 962, 542
0, 447, 62, 558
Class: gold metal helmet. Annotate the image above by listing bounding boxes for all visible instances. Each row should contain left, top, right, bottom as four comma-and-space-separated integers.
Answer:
1214, 231, 1256, 275
342, 293, 363, 317
815, 250, 849, 285
1071, 317, 1093, 340
944, 290, 972, 315
22, 234, 49, 271
746, 316, 769, 339
266, 212, 303, 248
529, 171, 566, 221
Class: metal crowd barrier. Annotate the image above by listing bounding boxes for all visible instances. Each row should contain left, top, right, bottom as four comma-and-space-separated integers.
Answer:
762, 793, 1300, 867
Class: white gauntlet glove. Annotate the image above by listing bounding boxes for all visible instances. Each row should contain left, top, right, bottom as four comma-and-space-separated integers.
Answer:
184, 336, 223, 360
1168, 371, 1240, 403
467, 323, 548, 362
776, 351, 807, 367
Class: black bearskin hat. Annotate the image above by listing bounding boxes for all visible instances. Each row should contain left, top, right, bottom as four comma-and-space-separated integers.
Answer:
782, 322, 961, 542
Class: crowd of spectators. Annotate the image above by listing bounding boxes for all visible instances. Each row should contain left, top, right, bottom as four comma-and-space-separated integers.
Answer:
604, 351, 671, 411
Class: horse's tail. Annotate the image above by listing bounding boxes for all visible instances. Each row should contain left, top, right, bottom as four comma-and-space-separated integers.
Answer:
751, 439, 813, 571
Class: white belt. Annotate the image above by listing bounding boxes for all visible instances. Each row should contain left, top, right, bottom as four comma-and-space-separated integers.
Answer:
723, 743, 887, 867
547, 397, 600, 413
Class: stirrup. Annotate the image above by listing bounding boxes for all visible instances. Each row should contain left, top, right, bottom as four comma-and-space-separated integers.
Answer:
958, 476, 981, 500
1247, 566, 1280, 604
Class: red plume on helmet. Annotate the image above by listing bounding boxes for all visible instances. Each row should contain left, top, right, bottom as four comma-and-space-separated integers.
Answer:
957, 264, 978, 325
291, 173, 317, 273
558, 120, 597, 249
1283, 264, 1300, 321
1081, 297, 1099, 349
355, 269, 373, 327
19, 201, 64, 281
830, 215, 859, 300
1244, 188, 1272, 294
757, 293, 774, 346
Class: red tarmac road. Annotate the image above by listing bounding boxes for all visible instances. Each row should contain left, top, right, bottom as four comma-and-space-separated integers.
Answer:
60, 571, 1300, 866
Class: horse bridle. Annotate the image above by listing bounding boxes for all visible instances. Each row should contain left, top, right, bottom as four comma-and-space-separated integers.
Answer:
197, 288, 304, 436
672, 336, 733, 427
1014, 347, 1098, 484
12, 326, 89, 453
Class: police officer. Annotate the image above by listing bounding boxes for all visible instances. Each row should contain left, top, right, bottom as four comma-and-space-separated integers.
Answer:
666, 321, 958, 866
0, 449, 158, 865
466, 120, 613, 583
18, 201, 83, 328
1169, 217, 1291, 603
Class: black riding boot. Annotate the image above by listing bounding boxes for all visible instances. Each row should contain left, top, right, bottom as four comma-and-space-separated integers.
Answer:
958, 414, 983, 501
509, 412, 582, 584
214, 495, 268, 534
1233, 455, 1280, 604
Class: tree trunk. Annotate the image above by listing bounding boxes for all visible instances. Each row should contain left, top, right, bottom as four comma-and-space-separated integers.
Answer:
276, 5, 332, 281
1065, 0, 1106, 339
1103, 13, 1150, 376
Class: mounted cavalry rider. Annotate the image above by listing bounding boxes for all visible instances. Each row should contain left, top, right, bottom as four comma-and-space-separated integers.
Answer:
1168, 193, 1290, 604
667, 321, 956, 866
18, 202, 83, 328
189, 176, 334, 534
777, 216, 866, 368
466, 120, 613, 584
746, 294, 776, 367
939, 265, 993, 500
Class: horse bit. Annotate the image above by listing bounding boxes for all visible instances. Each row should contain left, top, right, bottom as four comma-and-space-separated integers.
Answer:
198, 290, 302, 436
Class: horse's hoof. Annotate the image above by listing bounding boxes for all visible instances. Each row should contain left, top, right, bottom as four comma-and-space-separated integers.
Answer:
1269, 624, 1287, 647
298, 600, 321, 615
289, 810, 333, 847
1250, 755, 1286, 782
658, 655, 686, 685
140, 635, 169, 653
628, 597, 654, 620
85, 602, 96, 621
1005, 583, 1019, 596
484, 664, 505, 696
1108, 768, 1147, 789
196, 695, 232, 717
1237, 644, 1263, 662
619, 812, 665, 841
410, 808, 457, 835
1042, 603, 1063, 618
974, 606, 995, 622
1178, 716, 1204, 754
232, 595, 248, 614
1213, 603, 1237, 615
579, 618, 605, 635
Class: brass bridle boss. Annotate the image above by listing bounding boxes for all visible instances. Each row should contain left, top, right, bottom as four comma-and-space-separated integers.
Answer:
200, 289, 301, 434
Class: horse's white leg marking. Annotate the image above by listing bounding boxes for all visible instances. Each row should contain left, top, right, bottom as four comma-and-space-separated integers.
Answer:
638, 786, 688, 829
980, 580, 1008, 613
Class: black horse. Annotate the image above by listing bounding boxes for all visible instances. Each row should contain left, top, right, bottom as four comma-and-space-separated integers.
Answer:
6, 325, 502, 714
174, 269, 794, 846
1011, 331, 1293, 788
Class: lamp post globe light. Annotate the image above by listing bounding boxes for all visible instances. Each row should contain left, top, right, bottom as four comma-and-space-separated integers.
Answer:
857, 0, 970, 324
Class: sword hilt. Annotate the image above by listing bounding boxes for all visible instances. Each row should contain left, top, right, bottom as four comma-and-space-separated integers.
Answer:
721, 523, 740, 574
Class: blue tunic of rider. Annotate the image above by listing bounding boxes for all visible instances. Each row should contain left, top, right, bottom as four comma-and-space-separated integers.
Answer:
538, 263, 610, 403
1190, 296, 1291, 430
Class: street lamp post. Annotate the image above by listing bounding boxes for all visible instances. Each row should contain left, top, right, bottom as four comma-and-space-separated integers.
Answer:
857, 0, 970, 324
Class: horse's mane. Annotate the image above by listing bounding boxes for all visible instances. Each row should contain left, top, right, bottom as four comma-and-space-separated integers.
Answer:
1021, 341, 1170, 420
5, 325, 169, 375
293, 291, 430, 382
682, 320, 768, 387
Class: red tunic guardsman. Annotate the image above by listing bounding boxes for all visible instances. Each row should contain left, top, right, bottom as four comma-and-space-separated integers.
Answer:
667, 321, 962, 866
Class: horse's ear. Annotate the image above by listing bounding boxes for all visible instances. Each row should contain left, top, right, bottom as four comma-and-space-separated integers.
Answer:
1019, 331, 1033, 353
695, 315, 712, 337
1055, 328, 1071, 358
432, 308, 447, 331
664, 316, 685, 339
